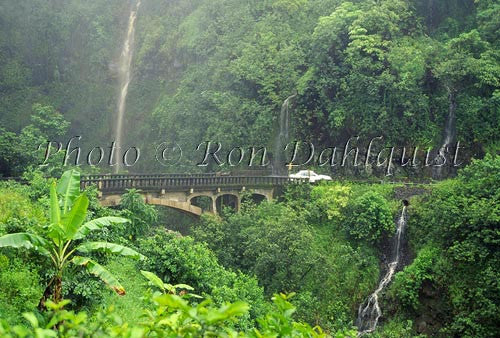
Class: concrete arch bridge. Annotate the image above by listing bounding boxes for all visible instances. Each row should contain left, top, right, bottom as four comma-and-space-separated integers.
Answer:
81, 174, 305, 216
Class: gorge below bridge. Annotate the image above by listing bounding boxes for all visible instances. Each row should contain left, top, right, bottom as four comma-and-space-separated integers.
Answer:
81, 174, 306, 216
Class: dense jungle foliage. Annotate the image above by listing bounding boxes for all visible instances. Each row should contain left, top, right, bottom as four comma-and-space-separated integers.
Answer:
0, 156, 498, 336
0, 0, 498, 174
0, 0, 499, 337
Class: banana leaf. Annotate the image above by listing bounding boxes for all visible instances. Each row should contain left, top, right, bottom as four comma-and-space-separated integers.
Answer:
71, 256, 126, 295
76, 242, 145, 260
73, 217, 129, 240
0, 233, 50, 256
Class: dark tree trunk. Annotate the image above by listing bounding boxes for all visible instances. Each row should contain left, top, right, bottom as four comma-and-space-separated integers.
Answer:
38, 281, 53, 310
53, 275, 63, 303
37, 274, 63, 310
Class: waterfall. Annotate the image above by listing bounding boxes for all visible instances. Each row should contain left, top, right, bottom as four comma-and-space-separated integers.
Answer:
433, 88, 457, 178
113, 0, 141, 173
356, 206, 408, 335
272, 93, 296, 175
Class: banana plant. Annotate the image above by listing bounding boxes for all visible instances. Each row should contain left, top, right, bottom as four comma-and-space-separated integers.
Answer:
0, 169, 145, 304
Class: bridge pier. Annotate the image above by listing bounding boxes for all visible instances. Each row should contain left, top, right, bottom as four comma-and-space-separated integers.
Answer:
211, 196, 217, 214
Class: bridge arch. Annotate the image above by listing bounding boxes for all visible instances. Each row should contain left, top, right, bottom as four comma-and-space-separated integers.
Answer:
188, 192, 214, 201
100, 194, 203, 216
189, 195, 214, 213
215, 193, 240, 213
242, 192, 267, 205
146, 196, 203, 216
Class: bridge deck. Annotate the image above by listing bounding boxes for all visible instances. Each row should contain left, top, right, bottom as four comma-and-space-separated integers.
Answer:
81, 174, 303, 193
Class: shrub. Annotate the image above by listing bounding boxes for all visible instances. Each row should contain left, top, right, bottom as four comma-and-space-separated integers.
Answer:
0, 292, 354, 337
311, 183, 351, 222
391, 246, 440, 310
119, 189, 158, 239
0, 256, 44, 325
344, 191, 394, 242
138, 230, 268, 328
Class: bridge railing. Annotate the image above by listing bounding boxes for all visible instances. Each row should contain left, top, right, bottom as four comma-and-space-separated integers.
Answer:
82, 173, 217, 181
81, 174, 304, 193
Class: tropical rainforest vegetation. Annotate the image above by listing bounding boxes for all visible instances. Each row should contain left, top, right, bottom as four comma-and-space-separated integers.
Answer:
0, 157, 498, 337
0, 0, 498, 337
0, 0, 498, 173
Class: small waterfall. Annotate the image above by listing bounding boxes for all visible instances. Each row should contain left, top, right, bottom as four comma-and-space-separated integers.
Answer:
433, 89, 457, 178
272, 93, 296, 175
356, 206, 408, 335
113, 0, 141, 173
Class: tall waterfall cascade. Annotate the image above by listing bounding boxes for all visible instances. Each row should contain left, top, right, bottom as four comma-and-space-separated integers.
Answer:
272, 93, 296, 176
356, 206, 408, 335
113, 0, 141, 173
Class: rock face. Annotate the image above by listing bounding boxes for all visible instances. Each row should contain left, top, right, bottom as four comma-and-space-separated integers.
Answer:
415, 279, 449, 336
417, 320, 427, 333
393, 186, 429, 201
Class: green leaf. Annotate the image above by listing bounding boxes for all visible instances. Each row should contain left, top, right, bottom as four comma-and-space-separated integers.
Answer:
153, 294, 189, 310
44, 299, 71, 311
22, 313, 39, 328
141, 270, 166, 291
206, 302, 249, 323
11, 325, 30, 337
73, 217, 129, 240
173, 283, 194, 291
71, 256, 126, 295
126, 327, 145, 338
76, 242, 145, 260
0, 233, 50, 256
49, 181, 60, 225
47, 225, 65, 246
35, 328, 57, 337
48, 180, 63, 245
60, 194, 89, 240
56, 169, 81, 214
